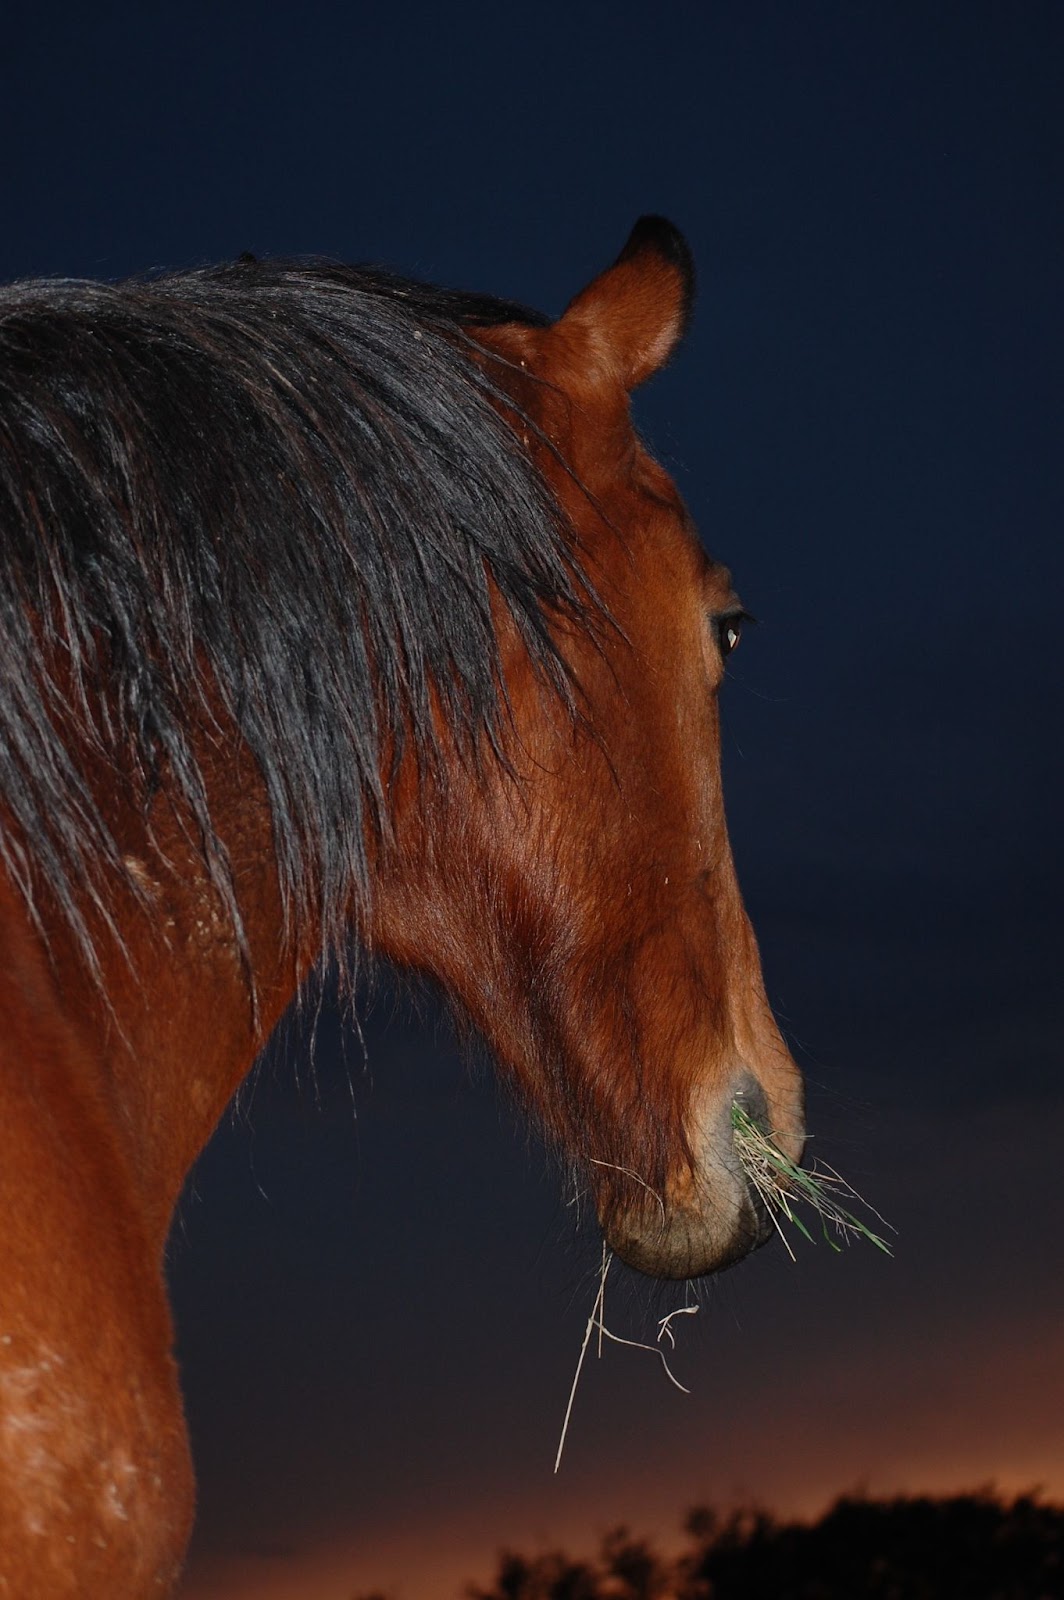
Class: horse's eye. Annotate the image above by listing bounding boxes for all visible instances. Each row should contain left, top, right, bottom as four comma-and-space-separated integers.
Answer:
716, 613, 749, 657
719, 619, 742, 656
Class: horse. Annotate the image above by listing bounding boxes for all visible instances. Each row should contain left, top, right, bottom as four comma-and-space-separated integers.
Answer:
0, 217, 805, 1596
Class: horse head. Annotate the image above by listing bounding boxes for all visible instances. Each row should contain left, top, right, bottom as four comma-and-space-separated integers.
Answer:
371, 218, 805, 1278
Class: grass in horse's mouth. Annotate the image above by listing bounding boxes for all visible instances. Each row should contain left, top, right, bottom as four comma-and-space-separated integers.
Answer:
555, 1115, 893, 1473
730, 1103, 893, 1261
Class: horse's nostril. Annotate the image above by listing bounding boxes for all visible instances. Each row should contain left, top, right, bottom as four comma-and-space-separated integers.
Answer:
731, 1071, 769, 1133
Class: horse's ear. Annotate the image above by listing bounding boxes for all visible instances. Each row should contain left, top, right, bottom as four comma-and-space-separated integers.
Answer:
558, 216, 694, 391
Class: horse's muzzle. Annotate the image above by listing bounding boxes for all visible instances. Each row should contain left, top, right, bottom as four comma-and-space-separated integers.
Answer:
599, 1071, 805, 1280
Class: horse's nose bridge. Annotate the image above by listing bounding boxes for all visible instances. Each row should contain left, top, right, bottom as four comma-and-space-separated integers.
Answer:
687, 875, 806, 1160
691, 857, 770, 1053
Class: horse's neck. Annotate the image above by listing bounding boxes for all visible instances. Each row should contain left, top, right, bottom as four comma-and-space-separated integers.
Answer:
9, 742, 303, 1255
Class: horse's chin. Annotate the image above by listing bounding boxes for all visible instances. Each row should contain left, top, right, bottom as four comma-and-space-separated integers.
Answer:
601, 1182, 772, 1280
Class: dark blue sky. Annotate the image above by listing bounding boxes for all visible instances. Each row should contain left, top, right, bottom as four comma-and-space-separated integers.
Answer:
3, 4, 1061, 1595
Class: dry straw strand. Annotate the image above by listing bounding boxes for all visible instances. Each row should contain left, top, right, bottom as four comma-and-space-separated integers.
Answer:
554, 1245, 697, 1473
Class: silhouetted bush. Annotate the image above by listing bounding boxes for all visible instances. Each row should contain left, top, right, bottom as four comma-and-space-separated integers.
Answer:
455, 1489, 1063, 1600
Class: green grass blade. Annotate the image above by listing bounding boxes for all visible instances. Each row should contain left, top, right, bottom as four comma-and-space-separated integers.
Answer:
730, 1103, 894, 1258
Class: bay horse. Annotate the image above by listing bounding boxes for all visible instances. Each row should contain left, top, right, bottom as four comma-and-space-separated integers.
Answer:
0, 218, 804, 1596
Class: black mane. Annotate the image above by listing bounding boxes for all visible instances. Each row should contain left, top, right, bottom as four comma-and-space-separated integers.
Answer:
0, 255, 586, 980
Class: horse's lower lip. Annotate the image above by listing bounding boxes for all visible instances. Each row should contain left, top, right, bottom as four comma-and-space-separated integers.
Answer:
745, 1183, 776, 1250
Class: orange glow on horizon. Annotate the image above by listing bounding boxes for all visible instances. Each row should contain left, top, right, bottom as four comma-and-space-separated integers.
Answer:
183, 1446, 1064, 1600
181, 1307, 1064, 1600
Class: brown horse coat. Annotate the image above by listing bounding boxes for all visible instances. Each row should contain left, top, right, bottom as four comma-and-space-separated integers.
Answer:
0, 220, 803, 1595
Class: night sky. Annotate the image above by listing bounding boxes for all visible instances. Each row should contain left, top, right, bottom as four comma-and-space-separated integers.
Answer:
3, 4, 1061, 1597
